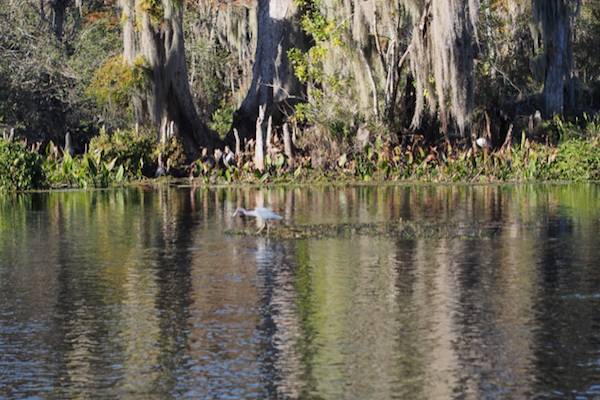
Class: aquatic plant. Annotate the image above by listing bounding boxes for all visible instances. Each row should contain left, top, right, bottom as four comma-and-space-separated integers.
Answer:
44, 146, 125, 189
0, 139, 46, 191
90, 128, 156, 177
42, 127, 158, 188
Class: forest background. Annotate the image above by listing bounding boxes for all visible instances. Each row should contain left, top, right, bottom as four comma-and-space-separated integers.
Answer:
2, 0, 600, 190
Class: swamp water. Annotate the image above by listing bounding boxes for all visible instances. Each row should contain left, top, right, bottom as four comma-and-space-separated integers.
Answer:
1, 184, 600, 399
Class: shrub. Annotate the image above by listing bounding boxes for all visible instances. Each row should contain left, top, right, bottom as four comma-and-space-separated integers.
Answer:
0, 139, 46, 191
89, 128, 157, 177
86, 55, 151, 118
154, 136, 187, 173
42, 127, 158, 188
547, 139, 600, 181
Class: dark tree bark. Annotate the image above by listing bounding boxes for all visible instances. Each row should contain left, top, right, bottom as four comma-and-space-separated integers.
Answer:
51, 0, 68, 40
533, 0, 580, 118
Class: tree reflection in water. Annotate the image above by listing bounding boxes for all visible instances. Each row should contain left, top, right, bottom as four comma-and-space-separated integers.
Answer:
1, 184, 600, 399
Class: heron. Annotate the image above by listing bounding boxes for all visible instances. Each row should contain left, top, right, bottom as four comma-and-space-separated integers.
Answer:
223, 145, 235, 169
232, 207, 283, 236
200, 147, 216, 175
64, 131, 75, 157
155, 165, 166, 178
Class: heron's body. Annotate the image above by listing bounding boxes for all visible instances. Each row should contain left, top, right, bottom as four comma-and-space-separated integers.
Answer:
223, 146, 235, 169
155, 166, 166, 178
233, 207, 283, 235
200, 148, 216, 175
64, 131, 75, 157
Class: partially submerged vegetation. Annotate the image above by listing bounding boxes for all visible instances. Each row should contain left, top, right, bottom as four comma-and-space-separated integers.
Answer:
225, 219, 501, 240
226, 214, 584, 240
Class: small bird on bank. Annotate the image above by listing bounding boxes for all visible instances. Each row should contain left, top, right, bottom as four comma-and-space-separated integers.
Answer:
155, 165, 166, 178
64, 131, 75, 157
232, 207, 283, 236
200, 147, 216, 175
476, 137, 489, 148
223, 145, 235, 169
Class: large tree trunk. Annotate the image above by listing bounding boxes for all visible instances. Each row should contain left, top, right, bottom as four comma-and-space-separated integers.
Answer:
121, 0, 217, 160
121, 0, 145, 124
543, 10, 566, 117
227, 0, 303, 147
533, 0, 579, 118
51, 0, 68, 40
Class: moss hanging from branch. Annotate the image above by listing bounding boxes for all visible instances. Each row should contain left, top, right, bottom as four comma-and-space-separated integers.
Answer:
407, 0, 479, 137
119, 0, 217, 159
288, 0, 409, 125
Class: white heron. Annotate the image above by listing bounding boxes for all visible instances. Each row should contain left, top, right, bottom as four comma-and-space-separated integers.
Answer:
232, 207, 283, 236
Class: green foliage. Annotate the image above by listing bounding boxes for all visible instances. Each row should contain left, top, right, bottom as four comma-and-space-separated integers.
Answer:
208, 100, 235, 138
265, 153, 287, 178
545, 139, 600, 181
542, 113, 600, 144
154, 136, 187, 172
574, 2, 600, 84
89, 128, 156, 178
0, 1, 122, 139
137, 0, 165, 26
288, 9, 343, 85
0, 139, 46, 191
287, 0, 350, 126
190, 43, 233, 120
477, 0, 536, 94
87, 55, 151, 115
183, 3, 236, 122
45, 149, 124, 189
323, 117, 354, 140
42, 127, 157, 188
0, 5, 70, 134
68, 10, 122, 100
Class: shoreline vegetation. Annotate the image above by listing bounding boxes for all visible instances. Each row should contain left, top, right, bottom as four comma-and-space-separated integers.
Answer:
2, 114, 600, 192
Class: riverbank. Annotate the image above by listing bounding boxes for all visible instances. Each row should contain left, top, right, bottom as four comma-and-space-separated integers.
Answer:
2, 127, 600, 192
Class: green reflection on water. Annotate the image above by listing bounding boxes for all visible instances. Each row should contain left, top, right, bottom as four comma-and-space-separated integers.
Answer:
1, 183, 600, 399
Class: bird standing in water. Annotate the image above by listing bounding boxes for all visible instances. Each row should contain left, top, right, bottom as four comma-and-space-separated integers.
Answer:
232, 207, 283, 236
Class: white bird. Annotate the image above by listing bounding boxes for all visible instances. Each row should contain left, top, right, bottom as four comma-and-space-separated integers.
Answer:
155, 165, 166, 178
476, 137, 488, 148
64, 131, 75, 157
232, 207, 283, 236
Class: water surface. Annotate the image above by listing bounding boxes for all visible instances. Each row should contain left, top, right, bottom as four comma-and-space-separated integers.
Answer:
1, 184, 600, 399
